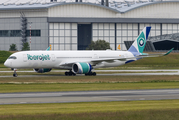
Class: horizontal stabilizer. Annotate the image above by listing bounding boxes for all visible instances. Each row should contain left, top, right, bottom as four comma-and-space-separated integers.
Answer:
137, 48, 174, 58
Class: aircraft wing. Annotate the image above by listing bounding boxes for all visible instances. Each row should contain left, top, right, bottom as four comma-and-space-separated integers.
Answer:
90, 57, 126, 65
59, 48, 173, 67
59, 57, 127, 67
59, 59, 92, 66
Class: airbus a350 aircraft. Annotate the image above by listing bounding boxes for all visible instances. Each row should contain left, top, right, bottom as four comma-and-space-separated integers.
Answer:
4, 27, 173, 77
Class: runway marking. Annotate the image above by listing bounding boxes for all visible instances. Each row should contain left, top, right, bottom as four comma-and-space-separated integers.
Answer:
139, 98, 145, 100
168, 92, 179, 93
20, 102, 27, 104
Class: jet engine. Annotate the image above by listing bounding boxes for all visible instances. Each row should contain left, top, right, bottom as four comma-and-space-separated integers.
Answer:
34, 68, 52, 73
72, 62, 92, 74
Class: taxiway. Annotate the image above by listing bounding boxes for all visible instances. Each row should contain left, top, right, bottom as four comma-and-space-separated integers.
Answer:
0, 69, 179, 77
0, 89, 179, 104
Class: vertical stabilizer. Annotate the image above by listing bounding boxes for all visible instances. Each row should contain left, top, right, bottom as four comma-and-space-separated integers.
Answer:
46, 45, 52, 51
128, 26, 151, 53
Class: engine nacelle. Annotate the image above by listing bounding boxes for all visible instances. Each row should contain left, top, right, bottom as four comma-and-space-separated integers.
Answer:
72, 62, 92, 74
34, 68, 52, 73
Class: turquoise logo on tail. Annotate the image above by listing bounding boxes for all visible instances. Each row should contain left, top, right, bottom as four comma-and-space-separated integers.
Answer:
137, 32, 146, 53
139, 38, 145, 47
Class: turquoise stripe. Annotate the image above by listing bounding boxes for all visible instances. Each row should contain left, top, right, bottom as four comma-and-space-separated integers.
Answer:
79, 63, 89, 74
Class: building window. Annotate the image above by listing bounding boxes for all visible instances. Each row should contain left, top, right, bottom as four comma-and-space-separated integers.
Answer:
10, 30, 21, 37
26, 30, 41, 37
116, 23, 138, 50
0, 30, 9, 37
49, 23, 78, 50
92, 23, 115, 50
0, 30, 41, 37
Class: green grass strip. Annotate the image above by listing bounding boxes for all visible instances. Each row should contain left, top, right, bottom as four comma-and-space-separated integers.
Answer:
1, 109, 179, 120
0, 100, 179, 115
0, 82, 179, 93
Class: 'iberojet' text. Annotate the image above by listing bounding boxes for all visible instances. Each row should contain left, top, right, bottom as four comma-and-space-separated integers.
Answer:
27, 54, 50, 61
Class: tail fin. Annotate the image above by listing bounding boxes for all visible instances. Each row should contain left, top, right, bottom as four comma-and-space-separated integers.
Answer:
128, 26, 151, 53
46, 45, 52, 51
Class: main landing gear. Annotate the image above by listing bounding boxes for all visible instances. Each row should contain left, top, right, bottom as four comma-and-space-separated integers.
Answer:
65, 70, 76, 76
12, 68, 18, 77
64, 71, 96, 76
85, 72, 96, 76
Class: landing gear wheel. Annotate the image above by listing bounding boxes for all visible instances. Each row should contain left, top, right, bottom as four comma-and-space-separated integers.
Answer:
72, 72, 76, 76
65, 70, 76, 76
13, 69, 18, 77
85, 72, 96, 76
92, 72, 96, 76
13, 73, 17, 77
65, 72, 68, 76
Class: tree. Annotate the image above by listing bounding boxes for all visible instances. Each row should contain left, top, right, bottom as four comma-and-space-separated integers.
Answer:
86, 40, 112, 50
9, 44, 18, 51
21, 42, 30, 51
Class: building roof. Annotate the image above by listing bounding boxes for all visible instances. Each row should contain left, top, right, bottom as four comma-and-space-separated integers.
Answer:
0, 1, 178, 13
118, 1, 179, 13
0, 2, 119, 13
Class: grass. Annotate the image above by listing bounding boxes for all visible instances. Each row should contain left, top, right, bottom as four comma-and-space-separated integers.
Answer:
0, 82, 179, 93
1, 52, 179, 119
0, 51, 12, 64
2, 109, 179, 120
0, 64, 7, 68
0, 75, 179, 93
0, 100, 179, 120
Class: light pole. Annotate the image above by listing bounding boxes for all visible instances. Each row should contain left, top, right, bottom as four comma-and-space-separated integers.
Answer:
28, 22, 32, 50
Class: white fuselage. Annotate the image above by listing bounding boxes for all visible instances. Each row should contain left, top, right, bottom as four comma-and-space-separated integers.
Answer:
4, 50, 135, 70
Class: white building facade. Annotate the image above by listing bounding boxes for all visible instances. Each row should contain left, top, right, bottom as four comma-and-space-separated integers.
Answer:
0, 1, 179, 51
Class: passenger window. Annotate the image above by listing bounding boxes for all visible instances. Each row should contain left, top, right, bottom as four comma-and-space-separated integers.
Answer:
8, 56, 17, 59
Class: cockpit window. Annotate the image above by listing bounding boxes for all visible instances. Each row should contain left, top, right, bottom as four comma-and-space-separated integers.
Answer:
8, 56, 17, 59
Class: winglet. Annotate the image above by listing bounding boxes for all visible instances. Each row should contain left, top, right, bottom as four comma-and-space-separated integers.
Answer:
164, 48, 174, 56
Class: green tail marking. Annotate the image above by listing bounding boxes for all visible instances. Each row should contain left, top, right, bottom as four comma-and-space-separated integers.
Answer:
137, 32, 146, 53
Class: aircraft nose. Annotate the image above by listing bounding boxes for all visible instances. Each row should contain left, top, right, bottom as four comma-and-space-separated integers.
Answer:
4, 60, 10, 67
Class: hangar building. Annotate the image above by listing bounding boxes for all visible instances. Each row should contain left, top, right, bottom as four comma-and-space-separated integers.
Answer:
0, 0, 179, 51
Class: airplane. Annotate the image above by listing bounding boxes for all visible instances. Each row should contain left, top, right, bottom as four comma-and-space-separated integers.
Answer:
4, 26, 173, 77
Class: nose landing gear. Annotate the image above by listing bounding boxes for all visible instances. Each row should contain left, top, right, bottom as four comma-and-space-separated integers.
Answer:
12, 68, 18, 77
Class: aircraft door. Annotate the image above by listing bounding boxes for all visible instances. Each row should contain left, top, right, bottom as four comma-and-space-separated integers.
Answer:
51, 54, 55, 62
23, 54, 27, 62
92, 54, 99, 59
